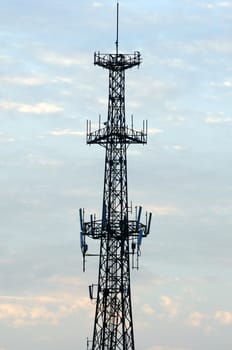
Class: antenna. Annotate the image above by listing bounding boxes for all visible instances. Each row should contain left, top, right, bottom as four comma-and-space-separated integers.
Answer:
116, 2, 119, 55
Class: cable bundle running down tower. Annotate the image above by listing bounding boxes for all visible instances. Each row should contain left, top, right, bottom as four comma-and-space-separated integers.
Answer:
79, 3, 152, 349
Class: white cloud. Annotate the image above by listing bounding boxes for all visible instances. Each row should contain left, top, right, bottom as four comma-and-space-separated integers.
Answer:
148, 206, 178, 216
18, 103, 63, 114
181, 39, 232, 55
157, 57, 196, 71
0, 101, 63, 114
41, 52, 83, 66
48, 129, 85, 136
0, 136, 15, 143
25, 154, 64, 168
164, 145, 185, 151
0, 76, 45, 86
172, 145, 185, 151
160, 296, 178, 318
143, 304, 155, 315
148, 128, 163, 135
210, 81, 232, 88
92, 1, 103, 7
0, 76, 72, 86
48, 275, 85, 287
216, 1, 232, 7
97, 97, 108, 105
205, 117, 232, 124
215, 311, 232, 325
0, 294, 92, 327
223, 81, 232, 87
188, 311, 207, 327
201, 1, 232, 8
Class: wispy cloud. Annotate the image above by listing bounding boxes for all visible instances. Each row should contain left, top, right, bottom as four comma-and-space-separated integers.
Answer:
181, 39, 232, 55
215, 311, 232, 325
173, 145, 185, 151
201, 2, 232, 9
210, 81, 232, 88
92, 1, 104, 7
48, 275, 85, 287
24, 154, 64, 168
0, 76, 72, 86
143, 304, 155, 315
205, 117, 232, 124
40, 52, 84, 67
157, 57, 196, 72
0, 135, 15, 143
160, 296, 179, 318
48, 129, 85, 136
188, 311, 207, 327
148, 128, 163, 135
164, 145, 186, 151
148, 206, 178, 216
0, 294, 92, 327
0, 102, 63, 114
188, 310, 232, 328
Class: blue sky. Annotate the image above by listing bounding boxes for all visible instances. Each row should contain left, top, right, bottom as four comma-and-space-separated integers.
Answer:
0, 1, 232, 349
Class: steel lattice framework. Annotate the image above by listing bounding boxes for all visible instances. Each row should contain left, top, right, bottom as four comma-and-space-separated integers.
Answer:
79, 4, 152, 350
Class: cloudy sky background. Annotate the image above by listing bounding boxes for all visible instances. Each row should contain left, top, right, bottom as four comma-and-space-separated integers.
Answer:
0, 0, 232, 349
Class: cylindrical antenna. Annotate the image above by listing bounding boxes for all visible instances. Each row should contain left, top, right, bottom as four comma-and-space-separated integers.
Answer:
116, 2, 119, 55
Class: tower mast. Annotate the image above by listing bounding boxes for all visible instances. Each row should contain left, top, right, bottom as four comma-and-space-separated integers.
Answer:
80, 3, 152, 349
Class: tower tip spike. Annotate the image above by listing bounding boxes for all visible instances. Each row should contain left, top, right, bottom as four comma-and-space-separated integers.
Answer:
116, 1, 119, 55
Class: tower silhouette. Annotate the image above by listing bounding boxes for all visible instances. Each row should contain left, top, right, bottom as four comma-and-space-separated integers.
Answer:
79, 3, 152, 349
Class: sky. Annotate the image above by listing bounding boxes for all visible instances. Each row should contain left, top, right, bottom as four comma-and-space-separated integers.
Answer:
0, 0, 232, 349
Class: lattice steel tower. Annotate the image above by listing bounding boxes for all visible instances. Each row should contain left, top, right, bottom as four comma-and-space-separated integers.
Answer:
79, 3, 152, 350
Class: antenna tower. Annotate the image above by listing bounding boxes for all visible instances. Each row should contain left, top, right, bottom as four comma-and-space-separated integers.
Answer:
79, 3, 152, 349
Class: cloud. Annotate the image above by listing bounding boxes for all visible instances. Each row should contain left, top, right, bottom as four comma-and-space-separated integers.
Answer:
48, 276, 85, 287
181, 39, 232, 55
0, 136, 15, 143
0, 296, 62, 304
173, 145, 185, 151
205, 117, 232, 124
188, 311, 207, 327
157, 57, 196, 71
25, 154, 64, 168
48, 129, 85, 136
127, 78, 178, 102
215, 311, 232, 325
0, 102, 63, 114
92, 1, 103, 7
187, 310, 232, 329
160, 296, 178, 318
0, 76, 72, 86
148, 206, 178, 216
148, 128, 163, 135
202, 2, 232, 8
0, 76, 45, 86
143, 304, 155, 315
164, 145, 185, 151
0, 294, 92, 327
224, 81, 232, 87
41, 52, 84, 66
97, 97, 108, 105
210, 81, 232, 88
